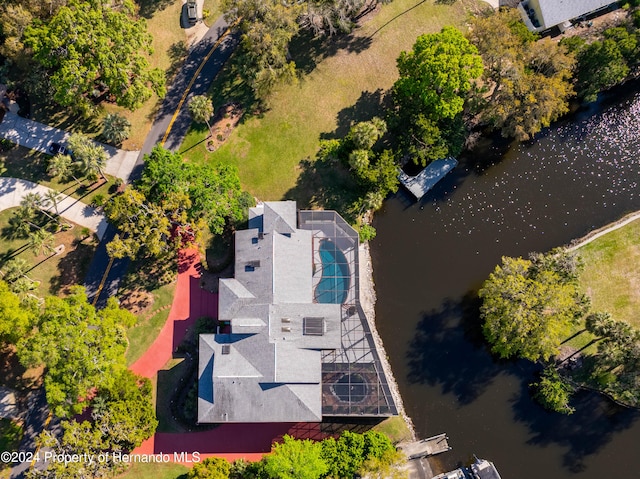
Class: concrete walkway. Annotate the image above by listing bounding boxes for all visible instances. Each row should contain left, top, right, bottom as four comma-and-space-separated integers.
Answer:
0, 178, 108, 239
0, 112, 139, 182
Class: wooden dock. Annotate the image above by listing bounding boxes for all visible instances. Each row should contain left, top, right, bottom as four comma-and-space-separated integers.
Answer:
398, 158, 458, 200
398, 433, 452, 460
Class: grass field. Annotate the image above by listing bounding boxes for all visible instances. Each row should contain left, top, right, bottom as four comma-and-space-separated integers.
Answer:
125, 281, 177, 366
372, 416, 413, 444
180, 0, 487, 200
0, 208, 98, 297
578, 218, 640, 328
0, 145, 115, 206
117, 461, 189, 479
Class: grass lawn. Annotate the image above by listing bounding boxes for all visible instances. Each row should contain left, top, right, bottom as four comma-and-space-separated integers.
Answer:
578, 218, 640, 328
125, 281, 176, 366
0, 208, 98, 297
117, 461, 189, 479
372, 416, 413, 444
0, 145, 115, 206
179, 0, 487, 200
203, 0, 223, 26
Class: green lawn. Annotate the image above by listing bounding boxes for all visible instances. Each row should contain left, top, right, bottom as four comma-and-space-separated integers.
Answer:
117, 461, 189, 479
125, 281, 176, 366
372, 416, 413, 444
0, 145, 115, 207
179, 0, 485, 200
578, 218, 640, 328
0, 208, 98, 297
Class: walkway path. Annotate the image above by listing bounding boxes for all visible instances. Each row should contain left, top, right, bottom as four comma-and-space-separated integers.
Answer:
0, 112, 139, 182
567, 210, 640, 251
0, 177, 107, 239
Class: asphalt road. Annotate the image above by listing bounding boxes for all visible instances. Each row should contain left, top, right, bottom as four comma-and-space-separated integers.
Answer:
85, 17, 239, 308
130, 15, 240, 180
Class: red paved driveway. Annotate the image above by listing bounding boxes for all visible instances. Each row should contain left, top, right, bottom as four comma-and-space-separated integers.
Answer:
130, 249, 329, 464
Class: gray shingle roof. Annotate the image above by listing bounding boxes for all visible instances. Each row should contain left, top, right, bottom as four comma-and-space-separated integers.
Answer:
531, 0, 614, 29
198, 202, 341, 423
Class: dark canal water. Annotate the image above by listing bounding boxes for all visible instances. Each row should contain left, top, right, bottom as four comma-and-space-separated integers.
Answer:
371, 85, 640, 478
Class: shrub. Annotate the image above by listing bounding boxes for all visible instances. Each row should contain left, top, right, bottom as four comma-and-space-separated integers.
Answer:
531, 367, 575, 414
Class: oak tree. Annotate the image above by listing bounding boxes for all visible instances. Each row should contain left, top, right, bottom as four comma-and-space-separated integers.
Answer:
24, 0, 165, 111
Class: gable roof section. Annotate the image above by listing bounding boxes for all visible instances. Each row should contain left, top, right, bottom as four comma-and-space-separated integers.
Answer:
218, 278, 255, 320
263, 201, 297, 234
198, 334, 322, 422
272, 231, 312, 304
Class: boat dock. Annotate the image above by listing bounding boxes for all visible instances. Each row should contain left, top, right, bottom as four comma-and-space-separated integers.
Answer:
398, 433, 452, 459
398, 157, 458, 200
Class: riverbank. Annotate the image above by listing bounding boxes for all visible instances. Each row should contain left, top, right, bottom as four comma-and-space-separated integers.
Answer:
358, 242, 417, 441
567, 209, 640, 251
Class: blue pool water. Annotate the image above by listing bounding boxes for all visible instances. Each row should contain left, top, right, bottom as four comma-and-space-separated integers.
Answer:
315, 240, 350, 304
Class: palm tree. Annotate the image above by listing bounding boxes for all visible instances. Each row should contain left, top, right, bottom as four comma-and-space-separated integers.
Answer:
21, 192, 56, 222
1, 257, 31, 283
47, 153, 82, 186
68, 133, 109, 182
102, 113, 131, 145
8, 207, 40, 238
28, 229, 56, 257
43, 189, 63, 215
188, 95, 214, 136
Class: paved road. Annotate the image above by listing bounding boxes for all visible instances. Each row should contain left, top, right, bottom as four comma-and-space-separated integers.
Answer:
86, 17, 239, 305
0, 177, 107, 239
0, 112, 139, 182
131, 15, 240, 179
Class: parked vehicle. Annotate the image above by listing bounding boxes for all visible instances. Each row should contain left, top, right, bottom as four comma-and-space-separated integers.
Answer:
187, 0, 198, 25
49, 142, 72, 157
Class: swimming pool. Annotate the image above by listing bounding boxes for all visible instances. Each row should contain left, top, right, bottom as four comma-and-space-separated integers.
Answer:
315, 240, 350, 304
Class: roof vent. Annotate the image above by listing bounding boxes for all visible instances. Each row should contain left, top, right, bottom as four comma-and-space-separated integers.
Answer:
247, 260, 261, 268
281, 318, 291, 323
258, 232, 264, 240
281, 327, 291, 333
221, 345, 231, 355
303, 317, 325, 336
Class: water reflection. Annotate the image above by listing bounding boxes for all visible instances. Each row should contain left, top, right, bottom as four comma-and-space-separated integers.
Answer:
373, 85, 640, 479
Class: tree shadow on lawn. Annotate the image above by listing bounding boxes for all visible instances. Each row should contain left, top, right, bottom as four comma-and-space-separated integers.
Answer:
135, 0, 175, 19
284, 155, 362, 223
291, 30, 374, 76
49, 240, 96, 295
320, 88, 390, 140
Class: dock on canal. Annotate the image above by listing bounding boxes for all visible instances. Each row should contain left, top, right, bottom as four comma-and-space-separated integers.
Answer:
398, 433, 452, 460
399, 158, 458, 200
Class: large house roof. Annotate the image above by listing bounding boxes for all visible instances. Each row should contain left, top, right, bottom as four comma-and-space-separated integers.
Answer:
198, 201, 341, 423
531, 0, 614, 29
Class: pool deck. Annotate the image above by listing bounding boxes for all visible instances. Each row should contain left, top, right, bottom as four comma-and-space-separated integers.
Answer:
399, 158, 458, 200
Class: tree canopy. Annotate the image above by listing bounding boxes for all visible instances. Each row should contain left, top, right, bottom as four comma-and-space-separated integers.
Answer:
479, 251, 589, 362
264, 435, 327, 479
24, 0, 165, 111
469, 9, 576, 140
106, 146, 252, 260
0, 280, 35, 347
394, 26, 483, 121
392, 26, 482, 165
17, 288, 136, 417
